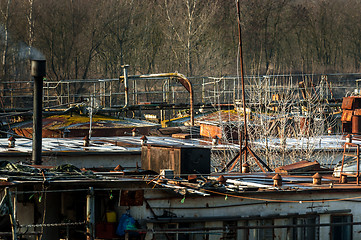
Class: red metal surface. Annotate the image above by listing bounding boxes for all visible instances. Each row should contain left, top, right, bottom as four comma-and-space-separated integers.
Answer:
275, 160, 322, 174
352, 115, 361, 134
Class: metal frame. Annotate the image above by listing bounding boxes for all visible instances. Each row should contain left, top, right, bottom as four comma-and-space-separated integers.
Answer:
339, 142, 360, 184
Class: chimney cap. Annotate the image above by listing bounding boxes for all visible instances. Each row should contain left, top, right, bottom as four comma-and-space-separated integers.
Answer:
313, 172, 322, 179
114, 165, 124, 171
31, 59, 46, 77
217, 175, 226, 184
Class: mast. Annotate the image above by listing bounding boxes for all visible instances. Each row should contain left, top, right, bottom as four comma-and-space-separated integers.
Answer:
236, 0, 248, 164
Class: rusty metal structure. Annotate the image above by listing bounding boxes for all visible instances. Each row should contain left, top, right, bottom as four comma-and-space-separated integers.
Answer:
141, 144, 210, 176
341, 96, 361, 134
119, 72, 195, 126
12, 114, 160, 138
0, 73, 354, 123
0, 158, 360, 239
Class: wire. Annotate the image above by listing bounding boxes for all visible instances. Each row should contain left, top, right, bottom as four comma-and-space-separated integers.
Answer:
201, 187, 361, 204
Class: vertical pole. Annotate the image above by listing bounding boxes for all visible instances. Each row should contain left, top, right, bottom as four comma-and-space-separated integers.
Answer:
31, 60, 46, 165
86, 187, 95, 240
47, 82, 49, 108
133, 78, 136, 104
135, 79, 138, 104
60, 82, 63, 105
110, 80, 112, 108
236, 0, 248, 162
122, 65, 129, 107
357, 145, 360, 185
89, 96, 93, 140
6, 188, 17, 240
67, 82, 70, 106
202, 78, 205, 103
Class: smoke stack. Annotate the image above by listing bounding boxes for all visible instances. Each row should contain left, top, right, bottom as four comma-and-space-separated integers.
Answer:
31, 60, 46, 165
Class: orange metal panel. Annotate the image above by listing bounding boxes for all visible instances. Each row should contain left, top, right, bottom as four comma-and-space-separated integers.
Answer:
200, 123, 222, 139
341, 110, 353, 122
342, 97, 355, 110
342, 96, 361, 110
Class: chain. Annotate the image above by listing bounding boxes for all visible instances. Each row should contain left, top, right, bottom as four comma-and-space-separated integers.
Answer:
19, 221, 85, 228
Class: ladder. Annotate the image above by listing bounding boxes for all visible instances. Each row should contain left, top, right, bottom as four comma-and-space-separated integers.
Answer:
339, 142, 360, 184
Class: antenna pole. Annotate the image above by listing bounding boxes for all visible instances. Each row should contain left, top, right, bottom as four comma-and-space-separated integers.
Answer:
236, 0, 248, 163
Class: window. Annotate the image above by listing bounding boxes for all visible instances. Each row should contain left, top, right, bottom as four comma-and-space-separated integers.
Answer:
154, 222, 205, 240
223, 221, 237, 240
331, 215, 352, 240
248, 219, 274, 240
292, 215, 319, 240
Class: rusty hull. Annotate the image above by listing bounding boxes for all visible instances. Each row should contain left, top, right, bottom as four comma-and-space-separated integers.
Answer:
13, 114, 159, 138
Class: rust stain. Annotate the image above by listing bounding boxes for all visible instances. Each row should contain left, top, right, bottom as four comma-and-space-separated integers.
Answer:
13, 113, 157, 138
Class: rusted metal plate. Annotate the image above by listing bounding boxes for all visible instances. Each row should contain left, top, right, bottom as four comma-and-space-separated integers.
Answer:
12, 114, 159, 138
275, 160, 321, 174
200, 123, 222, 139
352, 115, 361, 134
342, 97, 355, 110
141, 145, 210, 176
341, 110, 353, 122
158, 127, 182, 135
200, 123, 240, 140
120, 190, 144, 206
171, 133, 192, 139
342, 96, 361, 110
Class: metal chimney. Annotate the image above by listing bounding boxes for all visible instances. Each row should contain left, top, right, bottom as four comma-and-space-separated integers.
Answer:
31, 60, 46, 165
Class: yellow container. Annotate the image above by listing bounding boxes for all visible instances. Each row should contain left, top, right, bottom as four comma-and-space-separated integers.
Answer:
106, 211, 116, 223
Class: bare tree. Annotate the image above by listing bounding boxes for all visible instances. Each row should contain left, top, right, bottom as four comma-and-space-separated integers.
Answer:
160, 0, 218, 76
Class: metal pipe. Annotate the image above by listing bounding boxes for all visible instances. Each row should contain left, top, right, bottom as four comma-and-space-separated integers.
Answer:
86, 187, 95, 240
122, 65, 129, 108
31, 59, 46, 165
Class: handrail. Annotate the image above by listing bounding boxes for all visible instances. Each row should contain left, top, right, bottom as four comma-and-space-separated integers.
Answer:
120, 72, 194, 126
